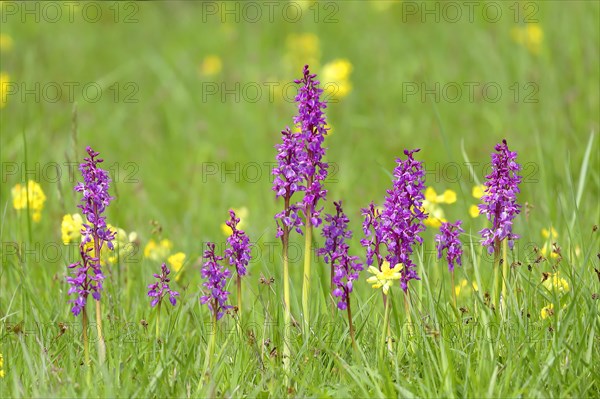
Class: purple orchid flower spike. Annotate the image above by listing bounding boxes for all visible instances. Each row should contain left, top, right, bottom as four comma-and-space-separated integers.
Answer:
148, 263, 180, 307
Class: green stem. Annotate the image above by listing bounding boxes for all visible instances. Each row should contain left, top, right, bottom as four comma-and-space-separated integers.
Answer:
282, 225, 291, 380
156, 300, 161, 341
82, 307, 90, 366
501, 240, 509, 316
93, 212, 106, 364
492, 239, 501, 312
302, 220, 313, 329
237, 275, 242, 322
379, 293, 391, 362
346, 297, 357, 353
208, 311, 217, 368
451, 270, 456, 309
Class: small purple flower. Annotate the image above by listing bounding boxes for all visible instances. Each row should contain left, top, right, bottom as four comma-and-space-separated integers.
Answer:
360, 202, 384, 269
273, 127, 306, 237
319, 201, 363, 310
200, 242, 232, 321
379, 149, 427, 292
479, 140, 522, 254
294, 64, 329, 228
224, 209, 251, 277
147, 263, 180, 307
435, 221, 464, 272
67, 146, 115, 316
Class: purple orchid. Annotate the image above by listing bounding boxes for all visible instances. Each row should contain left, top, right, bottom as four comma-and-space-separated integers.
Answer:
436, 221, 464, 272
200, 242, 232, 321
478, 139, 522, 254
66, 146, 116, 316
147, 263, 179, 307
319, 201, 363, 310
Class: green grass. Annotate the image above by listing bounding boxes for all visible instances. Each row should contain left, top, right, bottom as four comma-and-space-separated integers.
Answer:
1, 1, 599, 397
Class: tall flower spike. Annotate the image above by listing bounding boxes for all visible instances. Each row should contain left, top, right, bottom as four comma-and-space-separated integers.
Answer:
272, 127, 306, 237
360, 202, 385, 269
478, 139, 522, 254
436, 221, 464, 272
380, 149, 427, 292
318, 201, 363, 310
67, 146, 115, 316
148, 263, 179, 307
294, 64, 329, 226
200, 242, 232, 321
224, 209, 251, 277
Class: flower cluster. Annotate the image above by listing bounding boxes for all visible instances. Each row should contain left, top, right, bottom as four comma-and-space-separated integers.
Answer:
224, 209, 251, 277
468, 185, 485, 218
144, 238, 173, 261
221, 206, 248, 236
273, 127, 306, 237
11, 180, 46, 222
61, 213, 84, 244
144, 237, 186, 280
423, 187, 457, 228
379, 149, 427, 291
200, 242, 232, 320
67, 146, 116, 316
294, 64, 329, 228
435, 220, 464, 272
479, 139, 522, 254
273, 65, 329, 236
511, 23, 543, 54
542, 271, 570, 294
318, 201, 363, 310
76, 147, 115, 249
147, 263, 179, 307
360, 203, 384, 268
321, 59, 353, 100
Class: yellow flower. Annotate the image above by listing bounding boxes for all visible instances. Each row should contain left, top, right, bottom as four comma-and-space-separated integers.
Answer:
221, 206, 249, 236
422, 187, 455, 227
199, 55, 222, 76
144, 238, 173, 261
469, 205, 480, 218
540, 303, 554, 319
511, 23, 543, 54
366, 261, 402, 295
454, 279, 478, 297
468, 185, 485, 218
321, 59, 353, 100
61, 213, 84, 244
0, 352, 4, 378
425, 187, 456, 204
105, 225, 138, 265
423, 203, 446, 228
1, 72, 10, 108
168, 252, 186, 282
0, 33, 13, 52
543, 271, 570, 294
11, 180, 46, 222
541, 227, 558, 240
540, 227, 560, 259
285, 33, 320, 71
472, 185, 485, 199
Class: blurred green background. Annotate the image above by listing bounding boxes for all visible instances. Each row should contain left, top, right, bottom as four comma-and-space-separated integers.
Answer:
1, 1, 599, 396
1, 0, 598, 295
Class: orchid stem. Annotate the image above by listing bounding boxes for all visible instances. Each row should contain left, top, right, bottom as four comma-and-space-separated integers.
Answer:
156, 300, 161, 341
302, 221, 313, 330
379, 293, 391, 362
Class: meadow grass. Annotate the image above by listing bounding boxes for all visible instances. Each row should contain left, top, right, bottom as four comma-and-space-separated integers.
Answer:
1, 1, 599, 397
